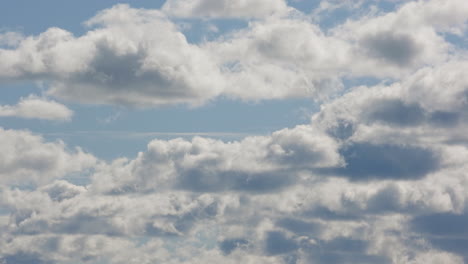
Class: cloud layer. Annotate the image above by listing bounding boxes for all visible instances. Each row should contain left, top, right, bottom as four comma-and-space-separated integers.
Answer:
1, 0, 468, 263
0, 0, 465, 107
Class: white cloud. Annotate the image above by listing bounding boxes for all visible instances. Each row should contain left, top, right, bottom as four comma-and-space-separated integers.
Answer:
162, 0, 290, 18
1, 1, 468, 263
313, 60, 468, 146
0, 5, 224, 107
90, 125, 342, 194
0, 128, 96, 185
0, 95, 73, 121
0, 0, 464, 107
327, 0, 468, 77
206, 17, 348, 101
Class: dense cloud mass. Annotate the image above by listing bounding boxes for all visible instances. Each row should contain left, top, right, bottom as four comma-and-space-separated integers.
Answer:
1, 0, 468, 263
1, 0, 465, 106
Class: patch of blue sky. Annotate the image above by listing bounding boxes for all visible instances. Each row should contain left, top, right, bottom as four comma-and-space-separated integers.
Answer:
0, 81, 43, 104
62, 169, 95, 186
307, 0, 400, 31
174, 17, 249, 44
342, 76, 388, 90
286, 0, 321, 14
0, 207, 9, 216
1, 92, 320, 160
443, 32, 468, 50
0, 0, 166, 35
72, 97, 318, 160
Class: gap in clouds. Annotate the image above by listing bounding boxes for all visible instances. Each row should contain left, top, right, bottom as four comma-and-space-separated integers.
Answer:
1, 94, 321, 160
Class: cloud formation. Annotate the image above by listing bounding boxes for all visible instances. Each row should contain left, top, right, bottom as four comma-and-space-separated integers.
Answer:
0, 95, 73, 121
0, 5, 224, 107
0, 128, 96, 185
90, 125, 342, 194
1, 0, 468, 263
0, 0, 465, 107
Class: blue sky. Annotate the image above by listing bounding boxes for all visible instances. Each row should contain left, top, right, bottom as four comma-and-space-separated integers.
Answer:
1, 0, 468, 263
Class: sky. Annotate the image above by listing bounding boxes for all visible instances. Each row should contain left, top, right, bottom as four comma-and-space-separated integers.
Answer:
0, 0, 468, 263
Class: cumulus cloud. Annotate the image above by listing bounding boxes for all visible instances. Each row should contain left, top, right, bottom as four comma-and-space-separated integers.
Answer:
4, 56, 464, 262
0, 128, 96, 185
4, 167, 467, 263
1, 0, 468, 263
0, 95, 73, 121
3, 59, 468, 264
327, 0, 468, 77
90, 125, 342, 194
205, 17, 348, 101
0, 5, 224, 107
313, 60, 468, 147
0, 0, 465, 107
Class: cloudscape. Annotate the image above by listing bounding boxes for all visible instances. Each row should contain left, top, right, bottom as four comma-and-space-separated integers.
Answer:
1, 0, 468, 263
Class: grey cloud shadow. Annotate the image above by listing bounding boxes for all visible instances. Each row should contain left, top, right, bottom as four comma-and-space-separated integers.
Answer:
364, 99, 426, 127
430, 238, 468, 261
308, 237, 391, 264
411, 212, 468, 260
367, 184, 403, 212
263, 233, 391, 264
317, 142, 439, 181
364, 98, 461, 128
276, 217, 322, 236
264, 231, 299, 256
302, 206, 363, 221
1, 252, 47, 264
146, 201, 218, 237
176, 169, 295, 193
429, 111, 460, 127
14, 212, 123, 236
301, 186, 410, 221
411, 213, 468, 237
52, 213, 123, 236
310, 252, 391, 264
361, 31, 420, 66
219, 238, 249, 255
54, 40, 199, 106
327, 121, 355, 140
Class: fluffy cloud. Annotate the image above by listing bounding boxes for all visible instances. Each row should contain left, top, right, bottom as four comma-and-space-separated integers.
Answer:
91, 125, 342, 194
162, 0, 290, 18
3, 166, 468, 263
313, 60, 468, 146
0, 95, 73, 121
0, 5, 224, 107
0, 0, 465, 107
1, 0, 468, 263
0, 128, 96, 185
328, 0, 465, 77
4, 58, 466, 262
204, 0, 466, 100
205, 17, 349, 101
